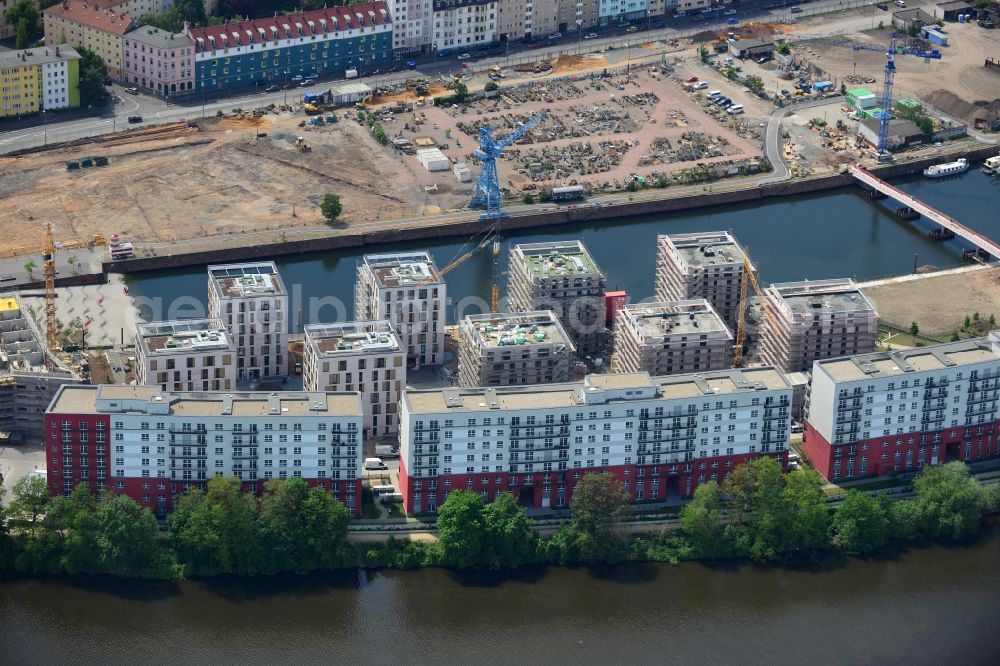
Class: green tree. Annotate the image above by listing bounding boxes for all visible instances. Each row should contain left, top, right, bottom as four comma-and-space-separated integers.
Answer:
964, 315, 971, 328
480, 492, 535, 569
4, 0, 39, 44
950, 332, 961, 342
973, 311, 980, 322
168, 476, 261, 576
680, 480, 728, 558
44, 484, 100, 574
257, 478, 352, 574
454, 80, 469, 102
320, 193, 342, 222
95, 494, 177, 578
912, 462, 994, 540
23, 260, 36, 279
8, 474, 50, 526
909, 321, 919, 336
745, 75, 764, 93
722, 456, 785, 561
914, 115, 934, 138
484, 80, 498, 93
521, 192, 535, 204
778, 42, 791, 56
434, 489, 487, 568
76, 46, 111, 108
0, 478, 11, 570
724, 65, 738, 80
887, 498, 921, 540
569, 472, 630, 562
537, 189, 552, 203
990, 314, 996, 326
781, 468, 831, 552
139, 9, 186, 33
832, 490, 889, 554
15, 17, 30, 50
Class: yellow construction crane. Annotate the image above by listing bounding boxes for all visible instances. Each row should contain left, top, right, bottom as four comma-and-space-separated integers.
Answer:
43, 223, 58, 351
733, 252, 780, 368
418, 224, 504, 315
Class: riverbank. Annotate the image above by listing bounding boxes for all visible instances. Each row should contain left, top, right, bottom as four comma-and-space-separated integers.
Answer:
103, 142, 1000, 275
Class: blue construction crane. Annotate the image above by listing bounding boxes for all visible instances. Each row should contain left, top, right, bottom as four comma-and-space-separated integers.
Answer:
800, 32, 941, 158
469, 110, 549, 220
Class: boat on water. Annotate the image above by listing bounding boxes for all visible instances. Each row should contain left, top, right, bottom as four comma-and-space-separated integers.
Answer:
923, 158, 968, 178
982, 155, 1000, 175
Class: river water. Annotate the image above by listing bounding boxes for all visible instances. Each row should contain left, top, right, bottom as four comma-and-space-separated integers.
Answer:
126, 168, 1000, 325
2, 530, 999, 664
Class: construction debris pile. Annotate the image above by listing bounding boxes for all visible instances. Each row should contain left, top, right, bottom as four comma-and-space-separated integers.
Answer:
638, 132, 736, 166
498, 79, 587, 105
506, 139, 633, 181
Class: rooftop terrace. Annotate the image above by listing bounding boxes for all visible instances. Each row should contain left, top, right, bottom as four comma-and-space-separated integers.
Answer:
305, 321, 402, 356
208, 262, 284, 297
136, 319, 232, 355
621, 300, 732, 340
363, 252, 442, 287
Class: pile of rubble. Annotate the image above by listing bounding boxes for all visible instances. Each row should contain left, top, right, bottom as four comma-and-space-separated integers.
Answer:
506, 139, 633, 181
638, 132, 736, 166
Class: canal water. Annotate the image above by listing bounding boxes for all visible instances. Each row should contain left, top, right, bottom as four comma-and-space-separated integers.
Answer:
125, 168, 1000, 325
2, 530, 999, 664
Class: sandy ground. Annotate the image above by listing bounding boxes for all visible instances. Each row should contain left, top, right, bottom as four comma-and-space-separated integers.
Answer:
864, 266, 1000, 337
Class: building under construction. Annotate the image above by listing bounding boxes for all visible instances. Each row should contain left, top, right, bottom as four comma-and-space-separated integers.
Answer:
458, 311, 575, 388
655, 231, 751, 330
507, 240, 606, 356
758, 278, 880, 373
614, 300, 734, 376
0, 296, 82, 442
355, 252, 447, 367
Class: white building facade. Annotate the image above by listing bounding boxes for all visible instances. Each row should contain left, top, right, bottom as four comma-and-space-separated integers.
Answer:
135, 318, 236, 393
399, 367, 792, 513
207, 262, 288, 382
432, 0, 498, 51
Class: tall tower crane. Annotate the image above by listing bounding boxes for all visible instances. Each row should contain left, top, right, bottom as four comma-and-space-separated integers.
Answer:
732, 252, 780, 368
42, 223, 58, 351
469, 109, 548, 221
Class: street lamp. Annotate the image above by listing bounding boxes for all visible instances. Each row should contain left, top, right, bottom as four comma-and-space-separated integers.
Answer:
42, 109, 47, 145
200, 81, 205, 117
625, 42, 631, 73
283, 70, 289, 104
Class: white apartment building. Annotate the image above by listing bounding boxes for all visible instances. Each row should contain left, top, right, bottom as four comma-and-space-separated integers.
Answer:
387, 0, 433, 51
655, 231, 750, 331
302, 321, 406, 437
354, 252, 447, 367
399, 367, 791, 513
134, 319, 236, 393
613, 299, 733, 376
46, 384, 363, 516
803, 332, 1000, 482
432, 0, 498, 51
207, 262, 287, 383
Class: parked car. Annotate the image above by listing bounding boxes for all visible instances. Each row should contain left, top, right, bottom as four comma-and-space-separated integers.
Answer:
625, 25, 639, 33
265, 84, 280, 92
301, 78, 315, 86
876, 2, 889, 9
457, 52, 471, 60
548, 32, 562, 40
791, 6, 803, 12
291, 74, 303, 82
894, 0, 906, 6
406, 60, 418, 68
584, 32, 599, 39
700, 6, 713, 13
685, 75, 699, 82
123, 87, 138, 94
127, 115, 142, 123
725, 8, 737, 14
693, 81, 708, 90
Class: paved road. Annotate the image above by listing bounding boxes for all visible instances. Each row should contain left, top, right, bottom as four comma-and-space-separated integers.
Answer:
760, 97, 837, 184
0, 0, 878, 155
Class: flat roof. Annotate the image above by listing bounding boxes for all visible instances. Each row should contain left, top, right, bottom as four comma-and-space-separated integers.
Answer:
363, 251, 442, 287
817, 334, 1000, 383
47, 385, 361, 417
621, 300, 732, 340
136, 319, 232, 355
660, 231, 748, 270
208, 262, 284, 297
463, 311, 573, 351
305, 320, 402, 356
125, 25, 194, 49
404, 367, 789, 414
769, 279, 875, 316
0, 297, 19, 313
514, 240, 602, 280
0, 46, 81, 68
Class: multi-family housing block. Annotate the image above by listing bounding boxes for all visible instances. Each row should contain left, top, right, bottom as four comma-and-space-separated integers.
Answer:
399, 367, 792, 513
45, 385, 364, 516
302, 321, 406, 437
134, 318, 236, 393
43, 1, 134, 79
431, 0, 497, 51
508, 240, 606, 356
0, 46, 80, 117
207, 262, 287, 383
458, 311, 575, 388
613, 299, 733, 376
803, 332, 1000, 482
123, 24, 194, 97
355, 251, 447, 367
758, 278, 879, 373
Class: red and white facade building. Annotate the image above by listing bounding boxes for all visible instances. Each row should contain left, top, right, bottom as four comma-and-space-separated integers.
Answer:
803, 331, 1000, 482
399, 368, 792, 513
45, 385, 363, 517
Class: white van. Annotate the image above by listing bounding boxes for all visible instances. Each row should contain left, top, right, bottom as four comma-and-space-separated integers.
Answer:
364, 457, 388, 470
375, 444, 399, 458
894, 0, 906, 7
371, 484, 396, 495
728, 104, 744, 115
693, 81, 708, 90
707, 90, 722, 100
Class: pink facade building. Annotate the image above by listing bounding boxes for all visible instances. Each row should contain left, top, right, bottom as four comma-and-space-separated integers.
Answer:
123, 24, 194, 97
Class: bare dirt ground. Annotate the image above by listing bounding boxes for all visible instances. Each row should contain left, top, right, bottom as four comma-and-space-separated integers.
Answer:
799, 20, 1000, 126
0, 112, 453, 256
864, 267, 1000, 337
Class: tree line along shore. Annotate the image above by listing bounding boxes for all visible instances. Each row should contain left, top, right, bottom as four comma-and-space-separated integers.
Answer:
0, 459, 996, 579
